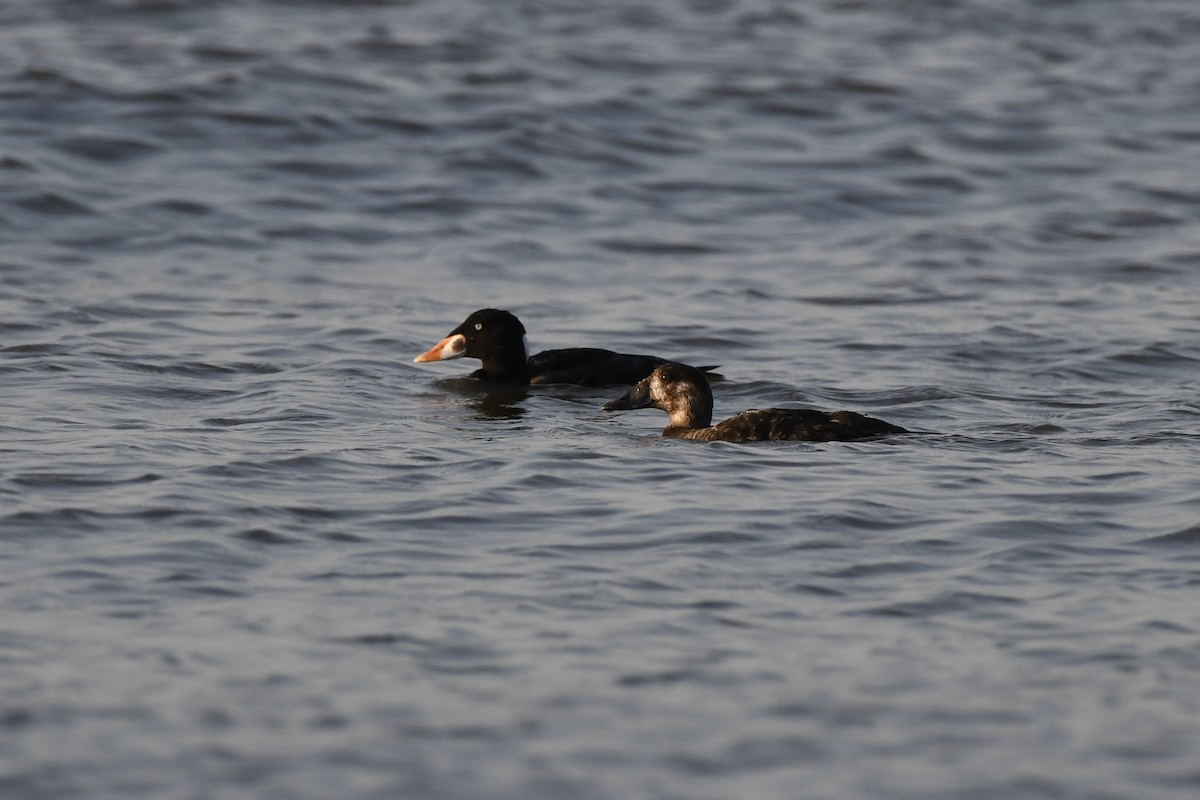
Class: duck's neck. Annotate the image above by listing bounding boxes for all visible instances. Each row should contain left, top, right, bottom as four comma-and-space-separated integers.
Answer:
664, 396, 712, 431
478, 340, 529, 381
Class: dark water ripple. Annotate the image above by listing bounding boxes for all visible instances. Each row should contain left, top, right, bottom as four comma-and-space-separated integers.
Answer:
3, 0, 1200, 798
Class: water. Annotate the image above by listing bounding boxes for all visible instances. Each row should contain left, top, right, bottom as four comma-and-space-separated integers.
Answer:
3, 1, 1199, 797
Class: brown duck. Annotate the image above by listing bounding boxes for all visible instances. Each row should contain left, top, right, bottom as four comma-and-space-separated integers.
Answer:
603, 363, 908, 443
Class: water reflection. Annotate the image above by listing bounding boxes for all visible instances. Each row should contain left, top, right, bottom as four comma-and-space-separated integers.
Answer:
435, 378, 530, 420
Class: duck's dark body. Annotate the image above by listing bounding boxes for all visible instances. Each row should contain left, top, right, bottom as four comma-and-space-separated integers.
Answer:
604, 362, 907, 443
525, 348, 673, 386
416, 309, 710, 387
667, 407, 907, 442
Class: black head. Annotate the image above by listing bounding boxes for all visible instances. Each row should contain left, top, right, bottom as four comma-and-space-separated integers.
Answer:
415, 308, 528, 367
448, 309, 525, 356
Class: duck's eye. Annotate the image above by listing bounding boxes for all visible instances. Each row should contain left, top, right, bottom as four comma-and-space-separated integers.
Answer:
474, 322, 483, 331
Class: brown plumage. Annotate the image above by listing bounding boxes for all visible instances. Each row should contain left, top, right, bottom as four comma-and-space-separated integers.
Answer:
602, 363, 908, 443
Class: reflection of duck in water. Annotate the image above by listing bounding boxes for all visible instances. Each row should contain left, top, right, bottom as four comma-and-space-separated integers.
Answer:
415, 309, 715, 386
426, 376, 531, 421
603, 363, 908, 443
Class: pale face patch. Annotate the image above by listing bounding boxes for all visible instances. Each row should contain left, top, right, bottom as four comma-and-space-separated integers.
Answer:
414, 333, 467, 362
649, 373, 668, 405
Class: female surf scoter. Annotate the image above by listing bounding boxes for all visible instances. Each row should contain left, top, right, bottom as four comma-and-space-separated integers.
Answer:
603, 363, 908, 442
415, 308, 713, 386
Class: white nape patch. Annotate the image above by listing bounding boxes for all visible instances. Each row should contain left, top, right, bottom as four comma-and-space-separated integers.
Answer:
522, 334, 529, 357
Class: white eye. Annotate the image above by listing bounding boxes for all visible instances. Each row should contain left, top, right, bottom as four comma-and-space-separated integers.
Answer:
474, 322, 483, 330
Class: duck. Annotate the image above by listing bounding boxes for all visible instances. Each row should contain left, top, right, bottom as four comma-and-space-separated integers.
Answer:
415, 308, 715, 386
602, 362, 908, 442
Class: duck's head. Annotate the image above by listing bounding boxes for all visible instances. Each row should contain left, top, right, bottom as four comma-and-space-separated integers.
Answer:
415, 308, 528, 364
602, 362, 714, 429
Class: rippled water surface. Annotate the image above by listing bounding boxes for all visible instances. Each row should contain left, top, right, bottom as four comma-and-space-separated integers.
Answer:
3, 1, 1200, 798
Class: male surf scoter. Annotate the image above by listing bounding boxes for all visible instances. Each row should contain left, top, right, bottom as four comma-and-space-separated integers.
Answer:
415, 308, 713, 386
603, 362, 908, 443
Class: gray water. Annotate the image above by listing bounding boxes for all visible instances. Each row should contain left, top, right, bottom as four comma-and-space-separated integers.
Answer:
3, 1, 1200, 798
